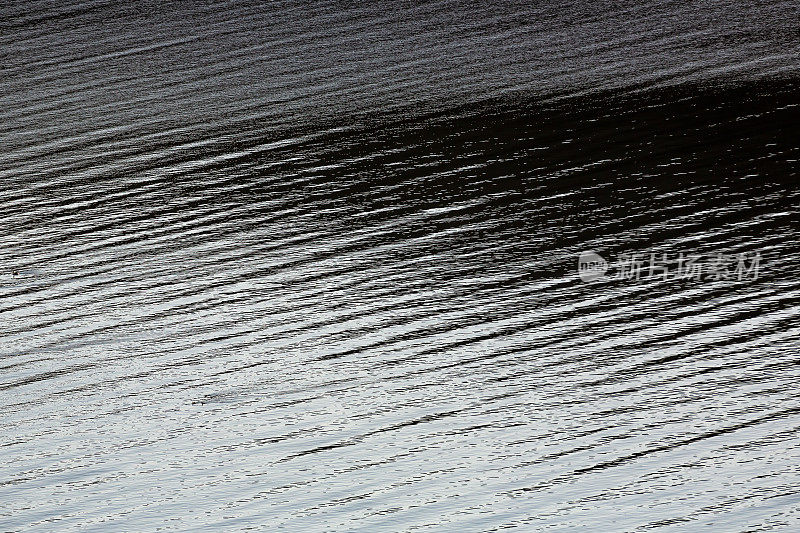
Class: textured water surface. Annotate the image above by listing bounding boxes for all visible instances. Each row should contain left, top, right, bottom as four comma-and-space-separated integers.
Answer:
1, 1, 799, 531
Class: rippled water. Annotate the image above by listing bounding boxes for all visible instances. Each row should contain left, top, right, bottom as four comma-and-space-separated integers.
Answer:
2, 1, 799, 531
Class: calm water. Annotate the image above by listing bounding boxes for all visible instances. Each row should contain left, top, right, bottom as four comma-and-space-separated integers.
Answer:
1, 1, 799, 531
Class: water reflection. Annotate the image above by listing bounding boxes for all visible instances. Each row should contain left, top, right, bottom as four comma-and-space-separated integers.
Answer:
1, 1, 799, 531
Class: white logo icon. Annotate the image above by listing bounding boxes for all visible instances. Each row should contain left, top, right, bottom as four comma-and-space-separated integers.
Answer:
578, 251, 608, 282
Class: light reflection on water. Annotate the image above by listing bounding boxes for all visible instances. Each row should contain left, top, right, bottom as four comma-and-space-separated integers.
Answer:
1, 1, 799, 531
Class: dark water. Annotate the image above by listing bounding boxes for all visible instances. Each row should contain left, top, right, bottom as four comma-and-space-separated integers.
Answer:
1, 1, 799, 531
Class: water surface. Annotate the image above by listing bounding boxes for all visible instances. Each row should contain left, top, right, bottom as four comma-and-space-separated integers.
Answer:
1, 1, 799, 531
